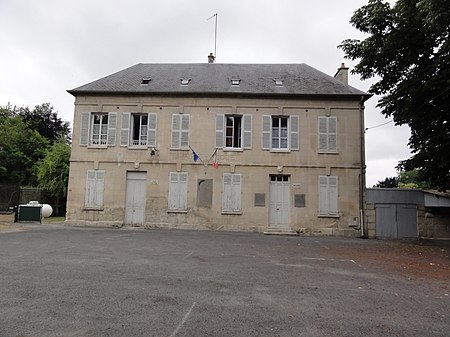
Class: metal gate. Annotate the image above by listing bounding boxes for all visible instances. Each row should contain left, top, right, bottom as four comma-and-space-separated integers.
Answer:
375, 204, 417, 239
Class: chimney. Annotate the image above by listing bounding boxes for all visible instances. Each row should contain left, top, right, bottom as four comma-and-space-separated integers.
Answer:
334, 63, 349, 85
208, 53, 215, 63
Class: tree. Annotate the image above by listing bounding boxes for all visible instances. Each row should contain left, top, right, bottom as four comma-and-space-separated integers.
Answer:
0, 112, 49, 186
37, 138, 71, 214
339, 0, 450, 191
18, 103, 71, 143
374, 177, 398, 188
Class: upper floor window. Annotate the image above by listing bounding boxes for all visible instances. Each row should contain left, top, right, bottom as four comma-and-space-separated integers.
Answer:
318, 116, 337, 152
131, 114, 148, 147
215, 114, 252, 150
91, 114, 109, 146
262, 115, 299, 151
79, 112, 116, 147
171, 114, 190, 149
226, 116, 242, 148
120, 113, 157, 148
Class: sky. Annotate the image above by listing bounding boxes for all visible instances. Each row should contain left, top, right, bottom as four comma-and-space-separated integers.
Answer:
0, 0, 411, 186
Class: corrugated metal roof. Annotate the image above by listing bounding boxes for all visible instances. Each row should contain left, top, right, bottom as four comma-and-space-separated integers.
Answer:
68, 63, 370, 99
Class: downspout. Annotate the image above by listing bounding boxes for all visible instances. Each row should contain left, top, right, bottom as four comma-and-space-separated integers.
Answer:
359, 96, 367, 238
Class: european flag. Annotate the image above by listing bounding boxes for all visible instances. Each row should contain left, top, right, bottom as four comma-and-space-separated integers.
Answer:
192, 149, 199, 162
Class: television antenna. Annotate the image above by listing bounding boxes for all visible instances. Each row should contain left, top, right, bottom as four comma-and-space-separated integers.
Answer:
207, 13, 218, 59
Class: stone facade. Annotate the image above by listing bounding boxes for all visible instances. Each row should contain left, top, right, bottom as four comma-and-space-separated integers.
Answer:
66, 63, 369, 236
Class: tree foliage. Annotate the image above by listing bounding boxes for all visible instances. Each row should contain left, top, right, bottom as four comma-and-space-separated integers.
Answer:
37, 138, 71, 199
0, 103, 71, 188
340, 0, 450, 191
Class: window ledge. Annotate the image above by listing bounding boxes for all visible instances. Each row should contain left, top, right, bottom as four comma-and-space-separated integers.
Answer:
270, 150, 291, 153
318, 214, 340, 218
84, 207, 104, 211
128, 146, 148, 150
223, 148, 244, 152
317, 151, 339, 154
221, 211, 243, 215
167, 210, 188, 214
170, 147, 190, 151
87, 145, 108, 149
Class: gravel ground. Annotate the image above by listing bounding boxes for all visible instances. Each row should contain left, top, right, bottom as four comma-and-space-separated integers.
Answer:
0, 224, 448, 337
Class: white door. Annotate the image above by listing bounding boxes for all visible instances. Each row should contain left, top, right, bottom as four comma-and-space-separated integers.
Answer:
269, 175, 290, 228
125, 171, 147, 225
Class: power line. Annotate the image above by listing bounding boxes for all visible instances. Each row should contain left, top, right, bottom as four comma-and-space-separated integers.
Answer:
365, 119, 393, 131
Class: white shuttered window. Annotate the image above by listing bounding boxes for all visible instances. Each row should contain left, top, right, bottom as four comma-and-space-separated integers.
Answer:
171, 114, 190, 148
215, 114, 252, 150
222, 173, 242, 213
85, 170, 105, 209
79, 112, 116, 147
318, 176, 338, 216
168, 172, 188, 211
318, 116, 337, 152
262, 115, 299, 151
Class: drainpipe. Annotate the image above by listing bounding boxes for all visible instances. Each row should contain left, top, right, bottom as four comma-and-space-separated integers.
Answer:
359, 96, 366, 238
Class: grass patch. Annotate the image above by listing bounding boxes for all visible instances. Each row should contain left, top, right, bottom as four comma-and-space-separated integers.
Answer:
42, 216, 65, 223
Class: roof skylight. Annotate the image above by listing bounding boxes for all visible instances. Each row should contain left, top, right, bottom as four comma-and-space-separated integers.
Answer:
231, 79, 241, 86
140, 78, 151, 85
180, 79, 191, 86
274, 79, 284, 87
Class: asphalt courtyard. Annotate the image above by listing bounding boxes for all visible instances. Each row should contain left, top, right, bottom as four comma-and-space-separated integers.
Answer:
0, 224, 448, 337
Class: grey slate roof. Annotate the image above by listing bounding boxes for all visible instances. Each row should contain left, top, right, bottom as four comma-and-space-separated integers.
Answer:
68, 63, 370, 100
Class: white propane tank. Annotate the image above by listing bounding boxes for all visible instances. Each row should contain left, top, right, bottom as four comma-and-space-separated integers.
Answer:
41, 204, 53, 218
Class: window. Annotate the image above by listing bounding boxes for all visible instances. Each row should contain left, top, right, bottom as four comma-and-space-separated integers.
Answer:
272, 116, 288, 149
318, 176, 338, 216
222, 173, 242, 213
120, 113, 157, 148
91, 114, 108, 145
274, 79, 284, 87
216, 114, 252, 149
168, 172, 188, 211
318, 116, 337, 152
141, 78, 151, 85
85, 170, 105, 209
262, 115, 299, 151
231, 79, 240, 86
180, 79, 190, 86
226, 116, 242, 148
80, 112, 117, 147
171, 114, 190, 149
131, 114, 148, 146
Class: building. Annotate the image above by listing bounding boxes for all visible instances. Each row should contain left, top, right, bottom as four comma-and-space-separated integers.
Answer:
66, 59, 371, 236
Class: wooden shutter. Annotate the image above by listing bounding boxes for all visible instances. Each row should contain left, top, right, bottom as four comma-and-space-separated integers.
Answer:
85, 170, 105, 209
318, 117, 328, 151
243, 114, 252, 149
290, 115, 299, 150
262, 115, 271, 150
148, 113, 157, 147
107, 112, 117, 146
168, 172, 188, 210
80, 112, 90, 146
318, 176, 338, 215
328, 176, 338, 215
328, 117, 337, 151
222, 173, 241, 212
215, 114, 224, 148
180, 114, 190, 147
318, 176, 328, 215
120, 113, 130, 146
171, 114, 180, 148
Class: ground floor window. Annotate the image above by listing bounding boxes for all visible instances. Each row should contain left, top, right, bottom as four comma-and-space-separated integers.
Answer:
318, 176, 338, 216
85, 170, 105, 209
222, 173, 242, 213
168, 172, 188, 211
